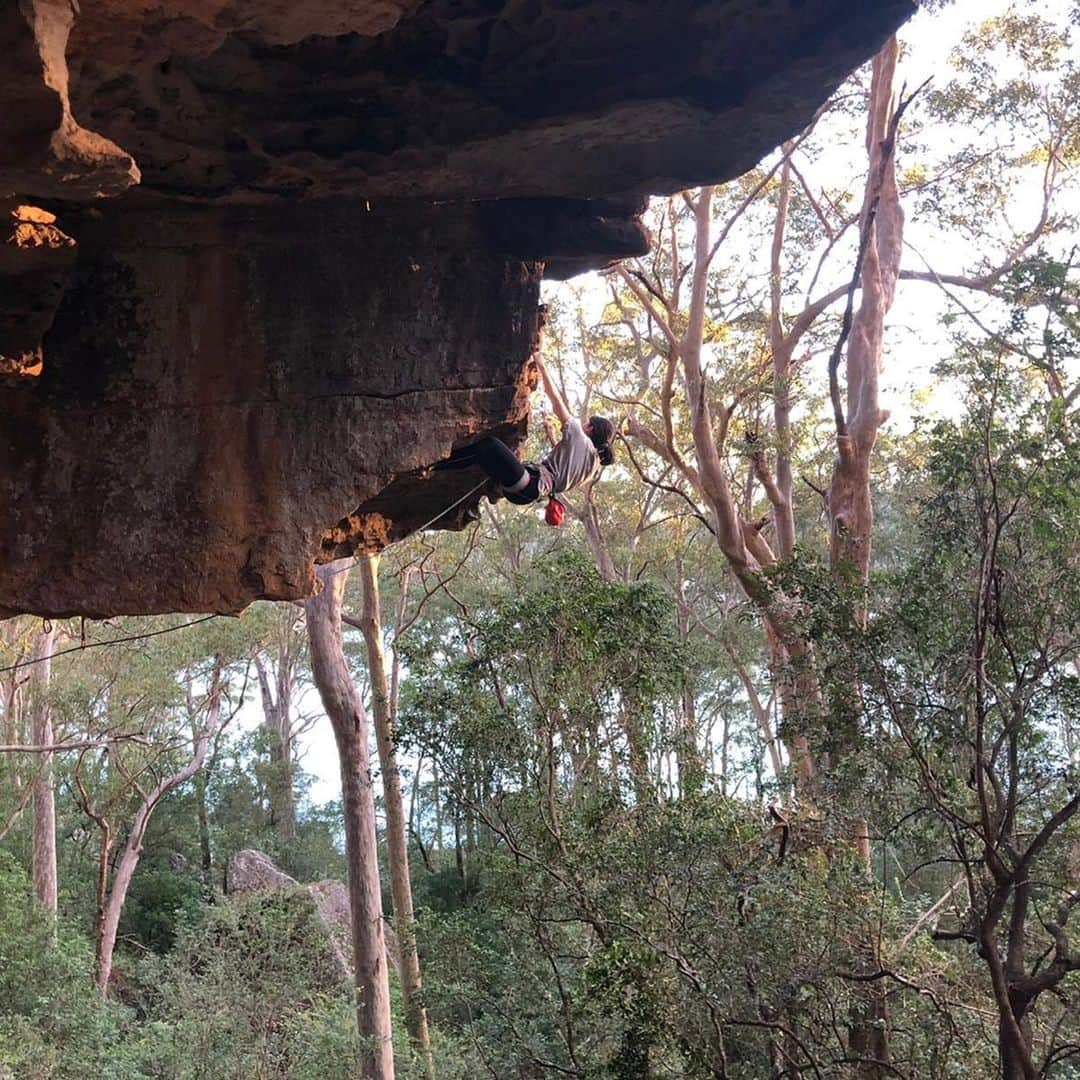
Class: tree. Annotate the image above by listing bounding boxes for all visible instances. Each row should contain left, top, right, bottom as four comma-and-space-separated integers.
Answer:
857, 282, 1080, 1079
74, 657, 230, 994
305, 561, 394, 1079
356, 553, 434, 1076
29, 626, 58, 915
253, 604, 314, 844
0, 852, 132, 1078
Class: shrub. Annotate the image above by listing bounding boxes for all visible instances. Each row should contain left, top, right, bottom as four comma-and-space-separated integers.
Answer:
0, 852, 139, 1079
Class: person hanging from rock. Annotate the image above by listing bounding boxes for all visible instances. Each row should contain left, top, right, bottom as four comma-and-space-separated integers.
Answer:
436, 356, 615, 521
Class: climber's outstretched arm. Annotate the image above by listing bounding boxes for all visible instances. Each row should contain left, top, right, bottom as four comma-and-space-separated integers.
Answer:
534, 356, 571, 425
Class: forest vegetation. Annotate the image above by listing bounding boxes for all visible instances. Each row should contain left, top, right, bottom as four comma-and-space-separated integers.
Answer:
1, 4, 1078, 1078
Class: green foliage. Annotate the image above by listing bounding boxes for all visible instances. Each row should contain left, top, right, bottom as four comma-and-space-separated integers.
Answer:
0, 853, 138, 1079
123, 889, 466, 1080
201, 728, 346, 884
411, 793, 946, 1078
120, 863, 207, 955
127, 889, 349, 1078
401, 547, 685, 802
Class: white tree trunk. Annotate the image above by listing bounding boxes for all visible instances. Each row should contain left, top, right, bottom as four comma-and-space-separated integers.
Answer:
254, 631, 298, 842
359, 555, 434, 1078
828, 36, 903, 583
306, 562, 395, 1080
30, 628, 58, 915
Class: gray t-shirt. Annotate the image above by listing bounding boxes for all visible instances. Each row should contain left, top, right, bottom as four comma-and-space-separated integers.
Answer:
535, 419, 600, 497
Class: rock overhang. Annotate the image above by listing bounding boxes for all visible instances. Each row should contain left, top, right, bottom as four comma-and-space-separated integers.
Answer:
0, 0, 916, 617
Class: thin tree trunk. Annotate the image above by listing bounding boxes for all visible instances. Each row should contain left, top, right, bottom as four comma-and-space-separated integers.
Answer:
619, 694, 653, 805
433, 763, 443, 853
639, 186, 819, 791
186, 686, 215, 877
407, 757, 422, 843
255, 631, 298, 843
580, 483, 617, 582
453, 804, 464, 878
674, 567, 705, 795
305, 562, 394, 1080
359, 555, 435, 1077
1, 622, 26, 790
725, 642, 785, 786
768, 145, 798, 562
194, 769, 213, 877
96, 673, 223, 995
30, 627, 58, 915
465, 774, 478, 855
825, 39, 904, 1077
826, 37, 903, 587
96, 815, 147, 993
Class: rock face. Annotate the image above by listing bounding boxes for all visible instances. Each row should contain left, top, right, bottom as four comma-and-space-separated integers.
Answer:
0, 0, 914, 617
1, 0, 139, 201
1, 200, 541, 615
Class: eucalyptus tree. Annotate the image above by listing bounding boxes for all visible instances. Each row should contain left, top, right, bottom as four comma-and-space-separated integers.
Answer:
250, 603, 318, 845
354, 554, 434, 1076
85, 659, 229, 994
603, 5, 1075, 793
28, 626, 59, 915
305, 561, 394, 1079
49, 619, 254, 993
516, 9, 1080, 1075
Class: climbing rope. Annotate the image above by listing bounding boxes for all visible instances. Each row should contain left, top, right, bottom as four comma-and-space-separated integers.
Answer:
1, 480, 491, 669
0, 614, 221, 675
325, 478, 490, 578
413, 478, 490, 534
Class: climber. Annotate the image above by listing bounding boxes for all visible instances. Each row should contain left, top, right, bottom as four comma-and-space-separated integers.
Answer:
436, 357, 615, 513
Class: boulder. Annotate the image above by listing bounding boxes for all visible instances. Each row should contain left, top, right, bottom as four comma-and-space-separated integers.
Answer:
224, 848, 399, 980
224, 849, 298, 895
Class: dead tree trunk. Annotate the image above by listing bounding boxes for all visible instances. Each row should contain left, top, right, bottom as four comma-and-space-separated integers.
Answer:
30, 627, 58, 915
305, 561, 394, 1080
358, 554, 434, 1078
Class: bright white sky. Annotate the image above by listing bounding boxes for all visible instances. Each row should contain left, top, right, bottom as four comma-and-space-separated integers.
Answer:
290, 0, 1073, 807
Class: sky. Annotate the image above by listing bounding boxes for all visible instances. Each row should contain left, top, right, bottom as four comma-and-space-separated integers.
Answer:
286, 0, 1074, 807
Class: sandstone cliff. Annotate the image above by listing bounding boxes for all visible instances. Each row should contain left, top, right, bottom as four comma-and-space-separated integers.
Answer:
0, 0, 914, 616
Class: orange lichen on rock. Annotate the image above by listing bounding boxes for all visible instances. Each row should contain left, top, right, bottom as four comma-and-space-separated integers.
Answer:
0, 202, 76, 377
9, 204, 76, 251
0, 351, 44, 378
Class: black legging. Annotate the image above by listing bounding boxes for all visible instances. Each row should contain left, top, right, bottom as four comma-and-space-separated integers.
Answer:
437, 436, 540, 504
